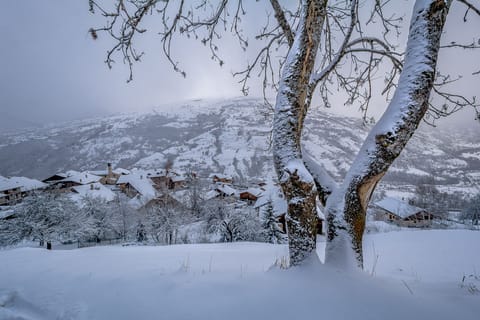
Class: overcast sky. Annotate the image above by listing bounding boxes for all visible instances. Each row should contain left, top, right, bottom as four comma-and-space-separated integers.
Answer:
0, 0, 479, 131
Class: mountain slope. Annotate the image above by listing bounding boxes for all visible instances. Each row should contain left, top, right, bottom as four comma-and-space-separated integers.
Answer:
0, 97, 479, 197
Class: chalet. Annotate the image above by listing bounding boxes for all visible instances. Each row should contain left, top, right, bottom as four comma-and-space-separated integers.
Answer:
210, 173, 233, 184
89, 163, 130, 185
45, 171, 101, 190
0, 176, 47, 206
71, 182, 116, 202
239, 188, 264, 203
116, 173, 158, 209
137, 169, 186, 191
214, 183, 237, 198
205, 189, 221, 200
373, 197, 436, 227
143, 169, 168, 190
117, 174, 156, 198
0, 182, 22, 206
169, 175, 187, 190
0, 193, 7, 206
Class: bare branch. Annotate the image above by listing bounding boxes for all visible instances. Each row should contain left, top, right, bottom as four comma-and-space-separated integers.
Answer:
457, 0, 480, 20
440, 39, 480, 49
309, 0, 359, 91
269, 0, 294, 47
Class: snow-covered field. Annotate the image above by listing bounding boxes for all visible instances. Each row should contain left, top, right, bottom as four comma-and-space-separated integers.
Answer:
1, 230, 479, 320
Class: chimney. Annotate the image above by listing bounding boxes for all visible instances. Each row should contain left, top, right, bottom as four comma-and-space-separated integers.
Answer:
107, 163, 113, 177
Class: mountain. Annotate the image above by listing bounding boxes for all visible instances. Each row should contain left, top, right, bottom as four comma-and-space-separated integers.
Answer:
0, 97, 479, 199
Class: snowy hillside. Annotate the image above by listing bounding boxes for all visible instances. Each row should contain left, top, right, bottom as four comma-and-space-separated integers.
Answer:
0, 97, 479, 198
0, 230, 479, 319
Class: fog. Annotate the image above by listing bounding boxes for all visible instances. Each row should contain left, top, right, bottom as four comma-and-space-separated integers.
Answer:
0, 0, 478, 132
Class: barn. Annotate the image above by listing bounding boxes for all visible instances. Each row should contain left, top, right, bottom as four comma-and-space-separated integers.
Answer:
373, 197, 437, 227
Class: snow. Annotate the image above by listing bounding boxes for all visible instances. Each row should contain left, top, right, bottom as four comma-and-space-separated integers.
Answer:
209, 173, 233, 181
0, 208, 15, 219
0, 230, 479, 319
285, 159, 314, 184
363, 230, 480, 282
70, 183, 116, 203
205, 190, 220, 200
214, 183, 237, 196
0, 176, 46, 193
461, 152, 480, 160
59, 171, 101, 185
241, 188, 264, 197
116, 172, 157, 208
114, 168, 131, 175
405, 167, 430, 176
134, 152, 167, 168
253, 184, 287, 216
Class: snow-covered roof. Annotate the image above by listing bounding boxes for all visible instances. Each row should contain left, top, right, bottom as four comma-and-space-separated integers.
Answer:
0, 179, 19, 192
170, 175, 186, 183
374, 197, 425, 219
42, 173, 69, 183
205, 190, 220, 200
117, 172, 157, 207
215, 184, 236, 196
168, 189, 189, 203
114, 168, 131, 175
71, 182, 116, 202
89, 167, 131, 176
240, 188, 264, 197
0, 176, 47, 193
209, 173, 233, 180
145, 169, 167, 178
0, 209, 15, 219
0, 176, 20, 192
8, 177, 47, 192
59, 171, 101, 185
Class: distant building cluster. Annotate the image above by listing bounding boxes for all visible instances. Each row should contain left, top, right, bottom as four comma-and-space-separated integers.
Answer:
3, 163, 450, 230
0, 163, 299, 231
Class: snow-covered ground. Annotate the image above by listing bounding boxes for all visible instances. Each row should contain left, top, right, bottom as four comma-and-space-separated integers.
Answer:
1, 230, 479, 319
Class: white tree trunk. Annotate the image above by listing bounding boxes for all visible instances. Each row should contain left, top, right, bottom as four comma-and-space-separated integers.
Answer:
324, 0, 451, 270
273, 0, 327, 266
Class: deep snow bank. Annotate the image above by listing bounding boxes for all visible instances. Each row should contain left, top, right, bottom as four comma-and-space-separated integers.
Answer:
0, 230, 479, 320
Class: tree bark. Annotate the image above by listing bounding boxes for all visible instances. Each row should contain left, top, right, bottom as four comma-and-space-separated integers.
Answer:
273, 0, 328, 266
324, 0, 451, 270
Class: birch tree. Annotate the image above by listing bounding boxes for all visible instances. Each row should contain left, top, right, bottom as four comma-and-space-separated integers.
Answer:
89, 0, 479, 269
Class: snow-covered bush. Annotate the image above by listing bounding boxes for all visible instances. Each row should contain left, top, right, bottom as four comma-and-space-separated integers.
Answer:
205, 200, 260, 242
461, 194, 480, 226
0, 192, 82, 247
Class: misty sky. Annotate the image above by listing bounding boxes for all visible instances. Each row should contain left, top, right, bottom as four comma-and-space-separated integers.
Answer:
0, 0, 479, 131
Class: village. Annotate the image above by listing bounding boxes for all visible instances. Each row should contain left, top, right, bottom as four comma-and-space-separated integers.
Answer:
0, 162, 458, 243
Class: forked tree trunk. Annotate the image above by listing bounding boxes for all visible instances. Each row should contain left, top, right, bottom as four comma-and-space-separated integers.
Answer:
273, 0, 327, 266
324, 0, 451, 269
